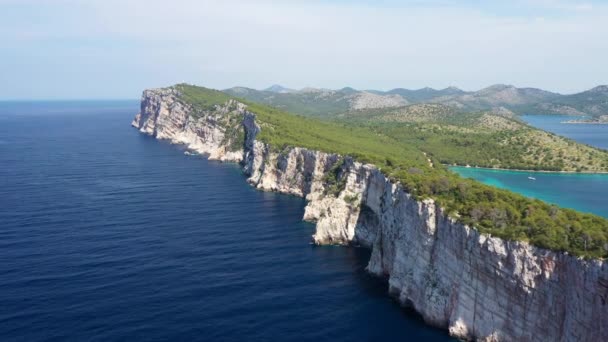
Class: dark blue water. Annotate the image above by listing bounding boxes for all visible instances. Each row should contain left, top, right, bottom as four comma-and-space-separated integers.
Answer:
0, 101, 453, 341
450, 115, 608, 218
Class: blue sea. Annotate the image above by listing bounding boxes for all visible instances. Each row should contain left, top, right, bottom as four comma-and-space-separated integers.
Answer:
522, 115, 608, 150
0, 101, 453, 341
451, 115, 608, 218
450, 167, 608, 217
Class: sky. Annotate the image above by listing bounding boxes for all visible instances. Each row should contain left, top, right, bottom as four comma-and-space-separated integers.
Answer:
1, 0, 607, 99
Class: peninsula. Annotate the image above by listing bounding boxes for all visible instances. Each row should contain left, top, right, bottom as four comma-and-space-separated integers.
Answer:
132, 84, 608, 341
563, 115, 608, 125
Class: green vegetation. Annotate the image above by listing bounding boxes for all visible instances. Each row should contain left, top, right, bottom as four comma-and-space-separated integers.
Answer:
175, 84, 244, 151
175, 84, 608, 258
333, 105, 608, 172
222, 122, 245, 152
175, 83, 231, 112
323, 158, 347, 197
398, 172, 608, 258
366, 123, 608, 172
219, 88, 608, 171
224, 87, 352, 117
515, 86, 608, 118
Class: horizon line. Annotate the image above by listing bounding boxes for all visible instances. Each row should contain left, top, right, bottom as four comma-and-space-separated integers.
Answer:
3, 82, 607, 101
0, 98, 139, 102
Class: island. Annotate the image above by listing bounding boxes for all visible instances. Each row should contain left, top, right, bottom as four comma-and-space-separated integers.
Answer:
563, 115, 608, 124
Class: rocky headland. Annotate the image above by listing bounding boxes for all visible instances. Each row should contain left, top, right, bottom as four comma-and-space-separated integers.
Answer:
132, 87, 608, 341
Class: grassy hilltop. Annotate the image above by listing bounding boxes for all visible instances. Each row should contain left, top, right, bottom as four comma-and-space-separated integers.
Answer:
334, 104, 608, 172
174, 84, 608, 258
223, 85, 608, 172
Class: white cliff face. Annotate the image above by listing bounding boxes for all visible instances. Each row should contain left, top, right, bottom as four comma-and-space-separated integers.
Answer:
134, 88, 608, 341
132, 88, 255, 162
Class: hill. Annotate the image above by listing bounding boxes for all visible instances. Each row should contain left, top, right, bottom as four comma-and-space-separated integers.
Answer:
263, 84, 295, 93
382, 86, 467, 102
538, 85, 608, 117
430, 84, 560, 112
336, 104, 608, 172
429, 84, 608, 117
171, 84, 608, 258
223, 86, 408, 116
225, 84, 608, 118
223, 86, 608, 171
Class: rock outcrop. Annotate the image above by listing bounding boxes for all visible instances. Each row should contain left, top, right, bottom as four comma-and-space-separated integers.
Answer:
132, 88, 251, 162
349, 91, 409, 110
133, 88, 608, 341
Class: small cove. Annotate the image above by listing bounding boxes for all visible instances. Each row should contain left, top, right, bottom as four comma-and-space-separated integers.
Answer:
450, 115, 608, 218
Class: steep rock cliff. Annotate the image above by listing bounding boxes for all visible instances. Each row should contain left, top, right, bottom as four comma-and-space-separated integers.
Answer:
132, 88, 253, 162
133, 88, 608, 341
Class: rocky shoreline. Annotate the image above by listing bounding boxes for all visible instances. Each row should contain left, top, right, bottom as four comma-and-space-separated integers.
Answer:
132, 88, 608, 341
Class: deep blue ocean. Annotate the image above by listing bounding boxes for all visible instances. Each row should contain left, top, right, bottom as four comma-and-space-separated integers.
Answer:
0, 101, 453, 341
451, 115, 608, 218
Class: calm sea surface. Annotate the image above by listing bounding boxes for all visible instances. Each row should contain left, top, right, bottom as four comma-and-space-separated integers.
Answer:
0, 101, 453, 341
522, 114, 608, 150
451, 115, 608, 217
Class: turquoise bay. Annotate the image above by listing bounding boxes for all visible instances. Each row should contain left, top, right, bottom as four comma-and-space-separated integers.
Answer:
449, 166, 608, 217
450, 115, 608, 218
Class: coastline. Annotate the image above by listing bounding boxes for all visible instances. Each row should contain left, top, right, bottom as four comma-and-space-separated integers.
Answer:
448, 164, 608, 175
132, 89, 608, 341
561, 121, 608, 125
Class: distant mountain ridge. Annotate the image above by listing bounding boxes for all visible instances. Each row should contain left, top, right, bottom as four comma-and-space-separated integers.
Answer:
223, 86, 408, 116
382, 86, 467, 102
224, 84, 608, 117
263, 84, 295, 93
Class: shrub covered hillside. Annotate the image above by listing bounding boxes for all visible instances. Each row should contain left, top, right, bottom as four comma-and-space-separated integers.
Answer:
175, 84, 608, 258
333, 104, 608, 172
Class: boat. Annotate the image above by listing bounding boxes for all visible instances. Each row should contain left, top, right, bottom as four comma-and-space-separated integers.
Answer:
528, 176, 536, 181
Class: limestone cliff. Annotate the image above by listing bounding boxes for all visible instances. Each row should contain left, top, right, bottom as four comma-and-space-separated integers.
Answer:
133, 88, 608, 341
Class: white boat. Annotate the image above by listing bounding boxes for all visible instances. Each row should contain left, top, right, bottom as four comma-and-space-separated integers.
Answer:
528, 176, 536, 181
